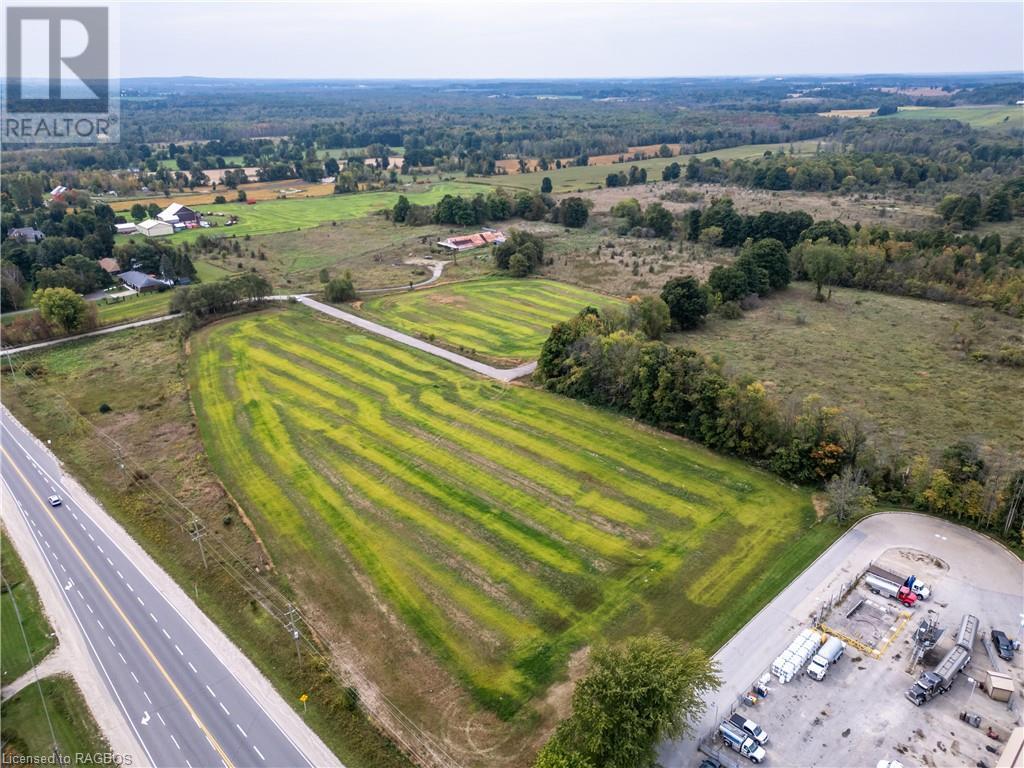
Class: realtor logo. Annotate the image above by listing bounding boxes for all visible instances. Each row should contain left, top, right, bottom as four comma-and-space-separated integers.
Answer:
4, 5, 119, 143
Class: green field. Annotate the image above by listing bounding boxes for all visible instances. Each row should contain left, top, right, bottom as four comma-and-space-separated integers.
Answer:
1, 292, 173, 340
358, 278, 621, 362
882, 105, 1024, 130
171, 182, 487, 242
1, 530, 56, 685
191, 308, 820, 715
0, 675, 109, 759
483, 140, 823, 194
680, 282, 1024, 458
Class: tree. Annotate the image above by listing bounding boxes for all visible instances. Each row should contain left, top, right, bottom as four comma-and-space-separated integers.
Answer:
541, 177, 553, 194
801, 241, 847, 301
561, 197, 589, 229
825, 467, 876, 524
643, 203, 674, 239
494, 230, 545, 275
36, 286, 87, 333
627, 296, 671, 340
392, 195, 410, 223
537, 634, 719, 768
130, 203, 147, 221
743, 238, 790, 290
508, 252, 530, 277
610, 198, 643, 228
707, 265, 748, 303
325, 273, 357, 302
661, 276, 708, 330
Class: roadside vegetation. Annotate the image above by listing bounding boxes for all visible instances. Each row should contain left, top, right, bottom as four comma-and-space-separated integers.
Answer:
1, 675, 110, 761
1, 530, 56, 685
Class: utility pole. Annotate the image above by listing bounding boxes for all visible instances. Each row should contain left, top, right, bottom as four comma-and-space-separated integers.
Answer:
285, 604, 301, 662
188, 515, 208, 569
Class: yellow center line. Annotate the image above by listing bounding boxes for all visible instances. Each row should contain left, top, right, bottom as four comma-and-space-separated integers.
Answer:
1, 444, 236, 768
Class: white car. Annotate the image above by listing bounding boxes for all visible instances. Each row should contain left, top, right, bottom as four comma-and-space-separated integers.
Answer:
47, 495, 62, 507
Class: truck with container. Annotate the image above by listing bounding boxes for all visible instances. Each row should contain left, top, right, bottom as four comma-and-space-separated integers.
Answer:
905, 613, 977, 706
806, 635, 846, 681
864, 573, 917, 606
728, 713, 768, 745
719, 721, 767, 763
866, 565, 931, 600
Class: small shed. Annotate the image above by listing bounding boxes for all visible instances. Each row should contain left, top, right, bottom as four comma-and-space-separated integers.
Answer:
985, 670, 1014, 702
137, 219, 174, 238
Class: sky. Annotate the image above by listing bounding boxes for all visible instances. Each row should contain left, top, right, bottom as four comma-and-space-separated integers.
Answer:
114, 1, 1023, 79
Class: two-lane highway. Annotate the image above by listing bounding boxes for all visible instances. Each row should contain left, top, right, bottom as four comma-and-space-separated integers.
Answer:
1, 408, 334, 768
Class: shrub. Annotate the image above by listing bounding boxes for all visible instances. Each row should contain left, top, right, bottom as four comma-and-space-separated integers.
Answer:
325, 273, 357, 302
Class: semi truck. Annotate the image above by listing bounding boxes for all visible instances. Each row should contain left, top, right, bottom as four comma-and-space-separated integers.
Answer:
864, 573, 917, 606
905, 613, 978, 706
719, 721, 767, 763
807, 635, 846, 681
866, 565, 931, 600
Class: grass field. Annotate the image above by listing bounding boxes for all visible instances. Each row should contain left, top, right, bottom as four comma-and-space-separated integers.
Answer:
482, 140, 823, 194
2, 292, 173, 339
191, 308, 820, 717
357, 278, 621, 362
680, 282, 1024, 458
882, 105, 1024, 130
0, 675, 109, 759
124, 182, 490, 243
1, 530, 56, 686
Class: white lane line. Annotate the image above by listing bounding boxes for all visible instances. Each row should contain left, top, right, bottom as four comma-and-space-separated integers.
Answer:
87, 533, 95, 541
126, 583, 134, 593
59, 563, 66, 573
253, 745, 265, 761
157, 712, 166, 726
130, 671, 140, 684
76, 590, 84, 600
86, 603, 94, 614
96, 545, 103, 554
116, 570, 123, 579
174, 644, 183, 656
185, 761, 192, 768
161, 628, 170, 640
149, 612, 158, 623
235, 723, 248, 738
118, 653, 127, 665
143, 691, 152, 705
96, 619, 104, 630
71, 512, 78, 520
44, 540, 51, 548
137, 596, 144, 607
107, 635, 115, 647
79, 523, 86, 531
218, 701, 230, 716
187, 662, 197, 674
205, 685, 216, 698
169, 733, 180, 750
105, 557, 113, 566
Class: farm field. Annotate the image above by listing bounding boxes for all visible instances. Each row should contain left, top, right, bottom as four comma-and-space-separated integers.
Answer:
356, 278, 622, 362
679, 282, 1024, 459
0, 530, 56, 686
190, 308, 821, 730
882, 104, 1024, 129
110, 176, 337, 210
484, 139, 823, 193
119, 181, 490, 242
0, 675, 110, 760
199, 217, 493, 292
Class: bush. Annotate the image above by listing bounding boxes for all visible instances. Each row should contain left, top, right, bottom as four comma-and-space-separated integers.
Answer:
98, 402, 112, 413
325, 273, 357, 302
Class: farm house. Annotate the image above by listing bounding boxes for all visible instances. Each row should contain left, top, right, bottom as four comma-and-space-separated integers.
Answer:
437, 230, 506, 251
117, 270, 173, 293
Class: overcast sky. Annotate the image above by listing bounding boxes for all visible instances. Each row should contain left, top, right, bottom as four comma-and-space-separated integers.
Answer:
117, 1, 1022, 79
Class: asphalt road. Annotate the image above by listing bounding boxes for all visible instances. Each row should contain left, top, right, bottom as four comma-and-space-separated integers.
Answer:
658, 511, 1024, 766
0, 408, 335, 768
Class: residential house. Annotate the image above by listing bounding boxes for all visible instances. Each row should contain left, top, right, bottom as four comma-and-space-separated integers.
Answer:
136, 218, 174, 238
436, 230, 506, 251
7, 227, 46, 244
118, 270, 172, 293
50, 185, 68, 201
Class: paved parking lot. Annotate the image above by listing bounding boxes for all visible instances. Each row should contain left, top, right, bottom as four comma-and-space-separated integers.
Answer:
660, 514, 1023, 768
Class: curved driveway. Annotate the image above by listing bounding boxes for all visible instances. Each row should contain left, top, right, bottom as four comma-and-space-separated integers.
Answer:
658, 511, 1023, 766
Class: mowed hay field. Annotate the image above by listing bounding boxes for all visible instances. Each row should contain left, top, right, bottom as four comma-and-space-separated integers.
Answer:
357, 278, 621, 362
191, 309, 819, 719
883, 105, 1024, 130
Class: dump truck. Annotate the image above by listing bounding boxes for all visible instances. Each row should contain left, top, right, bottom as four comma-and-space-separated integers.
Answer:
866, 564, 931, 600
807, 635, 846, 681
864, 573, 917, 606
719, 721, 767, 763
905, 613, 977, 706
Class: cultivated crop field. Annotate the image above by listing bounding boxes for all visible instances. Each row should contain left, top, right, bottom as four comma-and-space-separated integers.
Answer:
357, 278, 621, 361
191, 309, 820, 718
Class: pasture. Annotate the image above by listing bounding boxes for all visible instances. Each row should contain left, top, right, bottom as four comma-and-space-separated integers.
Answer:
484, 140, 823, 194
680, 282, 1024, 458
882, 105, 1024, 130
356, 278, 621, 362
190, 309, 819, 718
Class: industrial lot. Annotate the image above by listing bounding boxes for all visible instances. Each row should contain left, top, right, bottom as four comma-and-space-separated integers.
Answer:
687, 519, 1023, 768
